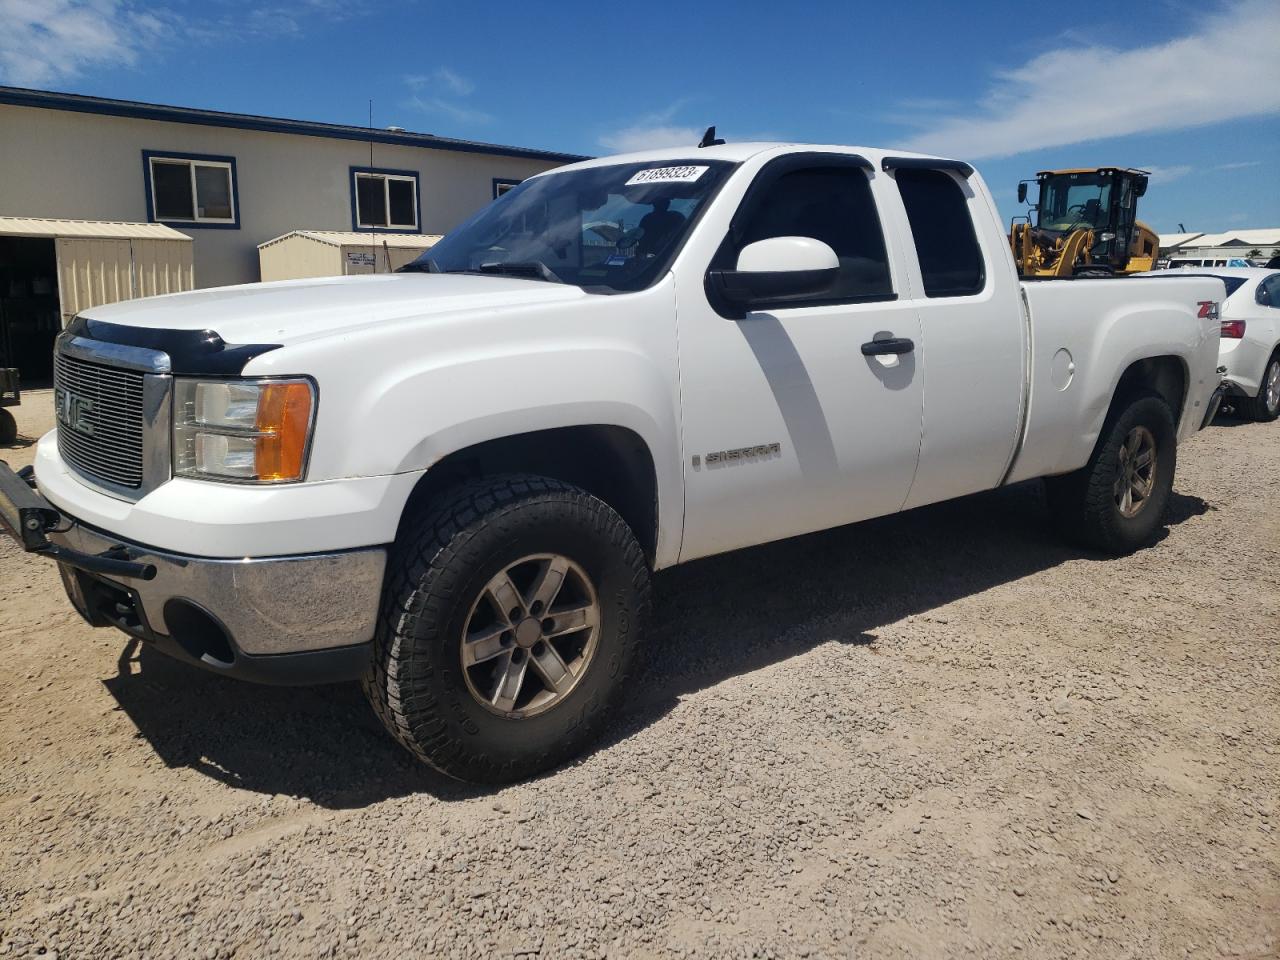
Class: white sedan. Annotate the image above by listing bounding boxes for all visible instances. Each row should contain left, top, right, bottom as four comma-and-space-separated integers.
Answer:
1141, 268, 1280, 422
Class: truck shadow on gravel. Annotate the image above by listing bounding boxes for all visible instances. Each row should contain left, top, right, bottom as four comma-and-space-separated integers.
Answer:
102, 481, 1210, 807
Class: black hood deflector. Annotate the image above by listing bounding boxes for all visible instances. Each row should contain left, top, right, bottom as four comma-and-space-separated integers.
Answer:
65, 316, 281, 376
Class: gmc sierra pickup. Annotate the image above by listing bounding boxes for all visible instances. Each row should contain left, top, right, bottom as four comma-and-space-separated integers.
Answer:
0, 142, 1225, 783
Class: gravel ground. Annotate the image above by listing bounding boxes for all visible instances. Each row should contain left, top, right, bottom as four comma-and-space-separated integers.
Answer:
1, 389, 1277, 960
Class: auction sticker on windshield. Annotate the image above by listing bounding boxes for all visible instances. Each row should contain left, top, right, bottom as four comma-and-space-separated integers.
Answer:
625, 165, 709, 186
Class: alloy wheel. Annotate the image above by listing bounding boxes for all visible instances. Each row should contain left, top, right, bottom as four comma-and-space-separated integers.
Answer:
460, 554, 600, 718
1114, 425, 1157, 518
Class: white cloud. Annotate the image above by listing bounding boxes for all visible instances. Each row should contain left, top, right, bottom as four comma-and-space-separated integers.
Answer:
1214, 160, 1261, 171
403, 68, 490, 125
434, 67, 473, 97
900, 0, 1280, 160
598, 101, 711, 153
600, 123, 705, 153
405, 95, 492, 125
1145, 164, 1192, 183
0, 0, 376, 87
0, 0, 171, 86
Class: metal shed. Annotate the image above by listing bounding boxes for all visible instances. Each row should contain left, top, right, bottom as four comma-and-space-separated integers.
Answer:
0, 217, 193, 381
258, 230, 441, 282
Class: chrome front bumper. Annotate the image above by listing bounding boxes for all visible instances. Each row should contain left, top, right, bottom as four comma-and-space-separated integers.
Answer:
50, 519, 386, 655
2, 457, 385, 684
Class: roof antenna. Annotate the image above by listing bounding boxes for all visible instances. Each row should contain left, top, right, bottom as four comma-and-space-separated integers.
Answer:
698, 125, 725, 148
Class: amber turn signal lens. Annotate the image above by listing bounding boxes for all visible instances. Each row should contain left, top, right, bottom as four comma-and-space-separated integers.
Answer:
254, 381, 313, 481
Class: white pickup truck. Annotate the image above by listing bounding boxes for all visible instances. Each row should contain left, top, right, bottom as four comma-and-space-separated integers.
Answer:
1, 142, 1225, 783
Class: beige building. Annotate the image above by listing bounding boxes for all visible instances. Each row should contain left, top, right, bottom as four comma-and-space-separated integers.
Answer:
0, 86, 582, 379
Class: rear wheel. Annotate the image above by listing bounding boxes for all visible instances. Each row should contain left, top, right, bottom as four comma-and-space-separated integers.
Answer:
1245, 353, 1280, 422
363, 474, 650, 783
1045, 392, 1176, 554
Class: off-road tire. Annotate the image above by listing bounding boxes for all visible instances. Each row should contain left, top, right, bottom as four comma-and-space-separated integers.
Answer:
1045, 391, 1176, 555
363, 474, 651, 784
0, 408, 16, 445
1244, 353, 1280, 423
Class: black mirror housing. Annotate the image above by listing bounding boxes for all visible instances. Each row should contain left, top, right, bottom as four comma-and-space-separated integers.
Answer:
707, 266, 838, 316
1017, 182, 1028, 204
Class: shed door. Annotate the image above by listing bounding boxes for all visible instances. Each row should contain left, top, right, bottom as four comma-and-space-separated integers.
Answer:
54, 238, 194, 325
130, 238, 194, 298
55, 238, 133, 325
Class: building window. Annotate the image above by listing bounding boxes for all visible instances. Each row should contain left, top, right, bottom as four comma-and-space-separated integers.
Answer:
143, 152, 238, 228
351, 167, 420, 232
493, 178, 522, 199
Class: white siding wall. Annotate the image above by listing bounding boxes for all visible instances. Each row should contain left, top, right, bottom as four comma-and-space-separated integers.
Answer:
0, 103, 564, 289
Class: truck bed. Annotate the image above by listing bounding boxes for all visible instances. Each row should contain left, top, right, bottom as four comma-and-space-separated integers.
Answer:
1007, 275, 1224, 484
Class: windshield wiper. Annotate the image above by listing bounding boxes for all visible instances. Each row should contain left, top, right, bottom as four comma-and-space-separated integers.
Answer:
471, 261, 565, 284
396, 259, 440, 274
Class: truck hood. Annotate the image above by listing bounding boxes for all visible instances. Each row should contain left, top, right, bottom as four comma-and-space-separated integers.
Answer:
77, 273, 589, 346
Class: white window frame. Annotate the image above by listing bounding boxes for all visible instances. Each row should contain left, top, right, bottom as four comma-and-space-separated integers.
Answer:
493, 178, 522, 199
148, 156, 236, 225
354, 172, 419, 231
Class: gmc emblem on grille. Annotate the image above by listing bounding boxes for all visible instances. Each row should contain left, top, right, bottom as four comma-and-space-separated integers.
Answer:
54, 387, 95, 436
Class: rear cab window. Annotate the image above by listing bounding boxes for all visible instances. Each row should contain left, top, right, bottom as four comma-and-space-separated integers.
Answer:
894, 168, 986, 298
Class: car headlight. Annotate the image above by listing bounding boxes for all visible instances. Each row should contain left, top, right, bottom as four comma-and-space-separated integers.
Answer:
173, 378, 316, 483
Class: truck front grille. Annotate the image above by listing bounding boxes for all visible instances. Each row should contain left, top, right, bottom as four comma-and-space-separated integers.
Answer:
54, 352, 146, 489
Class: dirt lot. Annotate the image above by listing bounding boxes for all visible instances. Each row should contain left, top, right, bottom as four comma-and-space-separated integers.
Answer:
1, 388, 1277, 960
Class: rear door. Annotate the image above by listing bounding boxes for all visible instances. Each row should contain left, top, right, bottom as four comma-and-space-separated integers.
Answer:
880, 163, 1028, 509
674, 154, 924, 561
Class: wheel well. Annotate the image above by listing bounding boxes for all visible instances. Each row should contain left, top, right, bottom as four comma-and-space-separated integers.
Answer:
400, 425, 659, 564
1112, 355, 1187, 424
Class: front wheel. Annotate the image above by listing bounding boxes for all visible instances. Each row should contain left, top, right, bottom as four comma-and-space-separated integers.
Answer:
1245, 353, 1280, 422
363, 474, 650, 784
1045, 392, 1176, 555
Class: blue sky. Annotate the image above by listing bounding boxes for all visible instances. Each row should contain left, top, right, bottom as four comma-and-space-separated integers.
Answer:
3, 0, 1277, 237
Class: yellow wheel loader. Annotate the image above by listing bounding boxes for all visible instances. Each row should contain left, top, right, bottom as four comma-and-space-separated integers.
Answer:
1010, 168, 1160, 278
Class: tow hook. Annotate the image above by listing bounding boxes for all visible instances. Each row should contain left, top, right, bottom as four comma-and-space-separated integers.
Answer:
0, 461, 157, 581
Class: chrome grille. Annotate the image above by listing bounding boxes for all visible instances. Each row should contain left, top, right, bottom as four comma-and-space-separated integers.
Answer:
54, 353, 146, 488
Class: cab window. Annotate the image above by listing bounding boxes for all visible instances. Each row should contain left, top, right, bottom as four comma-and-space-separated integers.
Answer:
731, 165, 893, 305
895, 168, 986, 298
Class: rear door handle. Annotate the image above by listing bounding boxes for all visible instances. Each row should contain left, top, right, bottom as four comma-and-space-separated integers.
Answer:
860, 337, 915, 356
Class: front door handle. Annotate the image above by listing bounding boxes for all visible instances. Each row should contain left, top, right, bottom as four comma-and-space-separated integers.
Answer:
860, 337, 915, 356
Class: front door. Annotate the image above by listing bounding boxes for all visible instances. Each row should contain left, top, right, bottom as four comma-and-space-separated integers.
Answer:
674, 157, 924, 562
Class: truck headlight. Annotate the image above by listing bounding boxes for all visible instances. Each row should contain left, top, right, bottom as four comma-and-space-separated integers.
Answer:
173, 378, 316, 483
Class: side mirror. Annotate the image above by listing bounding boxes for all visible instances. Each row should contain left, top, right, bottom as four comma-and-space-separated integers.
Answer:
1017, 182, 1028, 204
707, 236, 839, 314
1133, 175, 1148, 198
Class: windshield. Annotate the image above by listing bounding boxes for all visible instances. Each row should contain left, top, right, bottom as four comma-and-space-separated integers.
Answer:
1037, 173, 1112, 233
404, 159, 736, 292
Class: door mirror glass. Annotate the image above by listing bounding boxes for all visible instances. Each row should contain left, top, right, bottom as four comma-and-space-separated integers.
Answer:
1017, 182, 1028, 205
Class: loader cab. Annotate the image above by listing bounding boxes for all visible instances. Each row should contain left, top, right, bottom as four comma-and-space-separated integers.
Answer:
1027, 167, 1150, 270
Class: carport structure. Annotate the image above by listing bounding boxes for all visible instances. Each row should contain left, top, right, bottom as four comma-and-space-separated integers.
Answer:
0, 217, 193, 382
